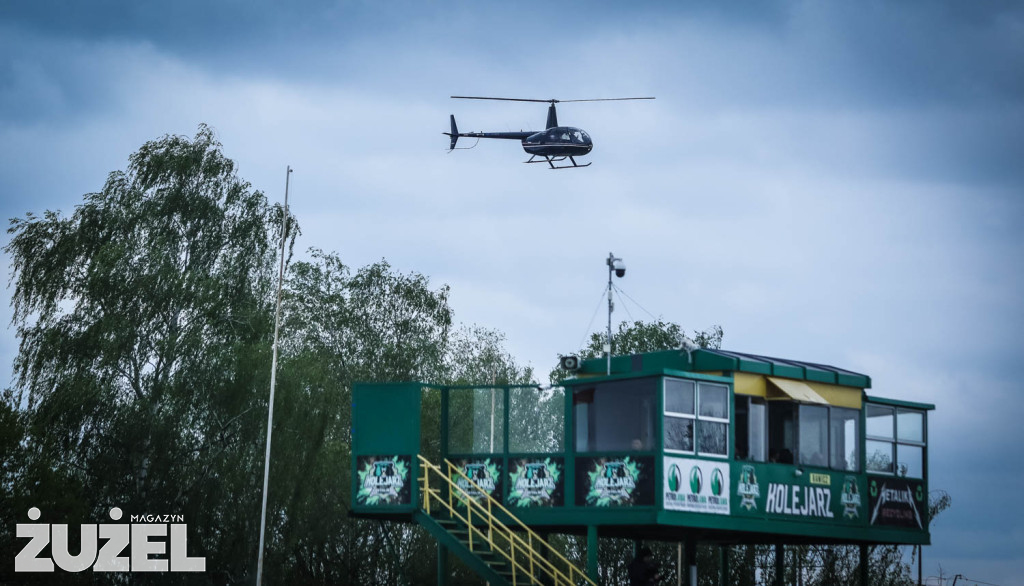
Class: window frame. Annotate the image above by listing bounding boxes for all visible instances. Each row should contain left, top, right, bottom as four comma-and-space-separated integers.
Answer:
697, 383, 730, 458
864, 403, 927, 479
663, 378, 696, 455
734, 395, 768, 462
663, 378, 730, 459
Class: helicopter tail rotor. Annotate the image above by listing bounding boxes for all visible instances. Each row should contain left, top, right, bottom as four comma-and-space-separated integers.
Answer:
444, 115, 459, 150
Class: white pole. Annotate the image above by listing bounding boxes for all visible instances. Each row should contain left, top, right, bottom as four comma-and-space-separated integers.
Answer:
256, 166, 292, 585
606, 252, 614, 376
677, 543, 683, 586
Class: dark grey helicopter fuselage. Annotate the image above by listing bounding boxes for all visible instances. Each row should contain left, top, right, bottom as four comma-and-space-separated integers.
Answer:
450, 126, 593, 158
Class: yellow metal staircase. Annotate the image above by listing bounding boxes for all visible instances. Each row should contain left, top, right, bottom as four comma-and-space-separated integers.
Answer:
415, 455, 596, 586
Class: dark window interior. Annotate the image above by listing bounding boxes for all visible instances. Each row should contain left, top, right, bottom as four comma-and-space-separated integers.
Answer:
573, 378, 655, 452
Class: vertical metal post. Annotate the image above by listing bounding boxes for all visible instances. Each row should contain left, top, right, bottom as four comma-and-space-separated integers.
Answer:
606, 252, 614, 375
917, 545, 922, 585
437, 542, 449, 586
685, 540, 697, 586
774, 544, 784, 586
677, 543, 682, 586
721, 545, 730, 586
859, 545, 869, 586
587, 525, 599, 582
256, 165, 291, 586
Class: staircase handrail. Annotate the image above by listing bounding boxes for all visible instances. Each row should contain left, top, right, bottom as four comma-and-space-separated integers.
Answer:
419, 457, 551, 584
418, 455, 596, 586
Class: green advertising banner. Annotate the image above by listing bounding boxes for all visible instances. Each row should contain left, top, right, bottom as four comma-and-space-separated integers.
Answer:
450, 458, 503, 505
355, 455, 412, 506
731, 463, 865, 525
508, 458, 564, 507
576, 456, 655, 507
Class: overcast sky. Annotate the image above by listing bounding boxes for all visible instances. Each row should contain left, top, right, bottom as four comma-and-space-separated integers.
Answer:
2, 1, 1022, 583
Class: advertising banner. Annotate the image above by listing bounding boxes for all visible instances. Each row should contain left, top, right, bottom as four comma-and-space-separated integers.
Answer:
507, 458, 564, 507
355, 455, 412, 506
576, 456, 655, 507
449, 458, 503, 505
663, 457, 730, 515
868, 476, 927, 529
731, 463, 864, 525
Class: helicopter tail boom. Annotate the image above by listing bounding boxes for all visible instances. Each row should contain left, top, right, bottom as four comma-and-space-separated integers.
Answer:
443, 114, 536, 150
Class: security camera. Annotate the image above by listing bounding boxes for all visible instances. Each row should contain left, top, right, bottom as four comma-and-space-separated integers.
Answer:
607, 255, 626, 278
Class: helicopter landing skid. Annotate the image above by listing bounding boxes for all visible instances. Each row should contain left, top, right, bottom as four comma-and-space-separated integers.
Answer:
524, 155, 592, 169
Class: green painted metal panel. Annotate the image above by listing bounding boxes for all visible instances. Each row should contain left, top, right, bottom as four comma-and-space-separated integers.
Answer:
735, 357, 772, 375
692, 351, 738, 372
353, 382, 423, 454
865, 396, 936, 411
837, 372, 869, 388
351, 383, 422, 513
770, 362, 803, 379
804, 367, 836, 384
577, 348, 871, 389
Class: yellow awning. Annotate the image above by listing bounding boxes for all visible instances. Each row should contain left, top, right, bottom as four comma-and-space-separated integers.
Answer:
767, 377, 829, 405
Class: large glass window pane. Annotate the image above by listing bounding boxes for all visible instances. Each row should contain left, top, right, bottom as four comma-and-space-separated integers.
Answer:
735, 397, 750, 460
830, 407, 859, 472
664, 417, 694, 452
749, 399, 767, 462
897, 444, 924, 478
897, 410, 924, 443
448, 387, 505, 454
574, 379, 656, 452
665, 379, 695, 414
769, 402, 797, 464
699, 384, 729, 419
509, 387, 564, 453
866, 404, 894, 439
799, 405, 829, 467
699, 421, 728, 456
866, 440, 894, 473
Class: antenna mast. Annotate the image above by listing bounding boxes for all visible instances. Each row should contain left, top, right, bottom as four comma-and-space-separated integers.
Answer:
605, 253, 626, 375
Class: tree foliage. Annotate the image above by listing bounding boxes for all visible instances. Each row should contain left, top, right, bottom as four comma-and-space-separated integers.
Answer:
4, 125, 289, 584
1, 126, 526, 584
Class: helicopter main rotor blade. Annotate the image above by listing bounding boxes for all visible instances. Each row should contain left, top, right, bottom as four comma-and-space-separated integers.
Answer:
451, 96, 655, 103
451, 96, 554, 103
558, 97, 656, 102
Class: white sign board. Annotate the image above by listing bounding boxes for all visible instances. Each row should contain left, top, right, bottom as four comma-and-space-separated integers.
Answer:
663, 456, 730, 515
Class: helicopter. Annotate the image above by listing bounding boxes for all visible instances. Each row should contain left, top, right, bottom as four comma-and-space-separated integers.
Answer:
444, 96, 654, 169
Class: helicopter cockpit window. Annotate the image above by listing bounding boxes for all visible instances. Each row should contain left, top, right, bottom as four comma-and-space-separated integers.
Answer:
571, 131, 584, 143
560, 132, 570, 141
